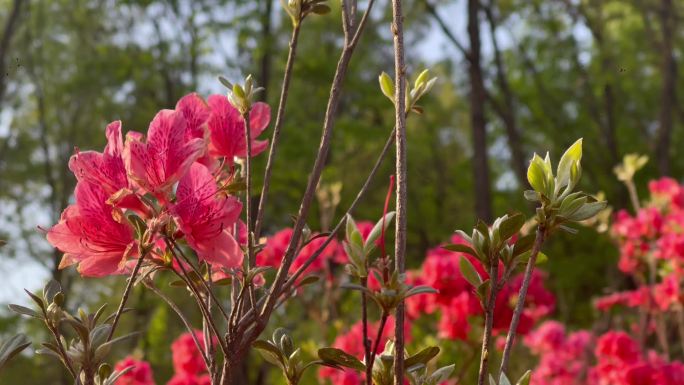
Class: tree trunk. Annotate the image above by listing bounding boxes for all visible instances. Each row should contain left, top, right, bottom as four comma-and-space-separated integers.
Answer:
483, 3, 526, 188
258, 0, 273, 102
467, 0, 492, 222
0, 0, 24, 103
656, 0, 676, 176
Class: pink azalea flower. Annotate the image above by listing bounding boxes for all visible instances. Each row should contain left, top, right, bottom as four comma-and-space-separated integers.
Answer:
171, 330, 208, 376
167, 374, 211, 385
124, 109, 206, 198
47, 181, 136, 277
206, 94, 270, 164
256, 227, 340, 275
69, 121, 148, 216
114, 356, 155, 385
69, 121, 128, 195
176, 93, 210, 141
171, 163, 242, 268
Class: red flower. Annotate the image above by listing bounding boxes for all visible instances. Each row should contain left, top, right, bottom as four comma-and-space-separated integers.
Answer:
257, 228, 340, 275
114, 356, 155, 385
171, 163, 243, 268
47, 181, 136, 277
207, 95, 270, 165
171, 330, 207, 376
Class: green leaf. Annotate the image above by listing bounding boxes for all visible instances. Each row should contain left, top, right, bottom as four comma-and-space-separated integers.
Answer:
364, 211, 395, 255
218, 76, 233, 89
0, 334, 31, 370
310, 4, 331, 14
429, 364, 455, 384
516, 370, 532, 385
379, 72, 394, 101
298, 275, 320, 287
318, 348, 366, 371
459, 256, 482, 287
404, 346, 440, 368
442, 243, 478, 258
567, 201, 607, 222
253, 340, 283, 366
8, 304, 42, 319
518, 251, 548, 266
499, 213, 525, 242
527, 153, 549, 194
43, 280, 62, 304
500, 372, 513, 385
556, 138, 583, 189
512, 234, 535, 258
524, 190, 540, 202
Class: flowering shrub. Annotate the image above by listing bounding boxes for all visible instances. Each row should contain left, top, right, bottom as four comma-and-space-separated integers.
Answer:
0, 0, 607, 383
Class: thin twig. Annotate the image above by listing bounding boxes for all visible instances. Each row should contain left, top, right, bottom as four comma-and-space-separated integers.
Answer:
242, 108, 258, 312
367, 312, 389, 378
46, 322, 79, 382
166, 240, 230, 358
390, 0, 408, 380
499, 225, 546, 377
254, 22, 303, 240
257, 0, 379, 330
144, 281, 211, 370
107, 251, 146, 341
361, 277, 372, 384
235, 127, 396, 332
478, 257, 500, 385
168, 238, 231, 323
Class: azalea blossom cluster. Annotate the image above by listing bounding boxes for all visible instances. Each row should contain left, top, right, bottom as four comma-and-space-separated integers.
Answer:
114, 331, 211, 385
525, 322, 684, 385
315, 231, 555, 385
596, 178, 684, 321
46, 92, 270, 277
405, 234, 555, 342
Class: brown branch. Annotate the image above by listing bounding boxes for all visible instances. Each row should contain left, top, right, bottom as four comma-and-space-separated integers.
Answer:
144, 281, 211, 370
236, 126, 396, 334
256, 0, 378, 331
478, 255, 500, 385
390, 0, 407, 381
499, 225, 546, 377
107, 252, 146, 341
254, 22, 303, 240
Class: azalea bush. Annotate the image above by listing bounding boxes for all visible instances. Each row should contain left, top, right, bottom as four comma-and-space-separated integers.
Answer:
0, 0, 612, 384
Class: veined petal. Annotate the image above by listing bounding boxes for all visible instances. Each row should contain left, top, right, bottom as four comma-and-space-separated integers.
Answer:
249, 102, 271, 135
176, 93, 210, 140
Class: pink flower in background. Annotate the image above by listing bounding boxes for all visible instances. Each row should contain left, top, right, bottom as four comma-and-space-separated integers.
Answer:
171, 330, 207, 376
47, 181, 136, 277
494, 271, 555, 335
171, 163, 242, 268
319, 317, 405, 385
124, 109, 206, 198
167, 374, 211, 385
649, 177, 684, 209
114, 356, 155, 385
257, 228, 341, 275
207, 95, 270, 164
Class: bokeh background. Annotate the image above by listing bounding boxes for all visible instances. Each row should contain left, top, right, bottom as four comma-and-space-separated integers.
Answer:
0, 0, 681, 383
